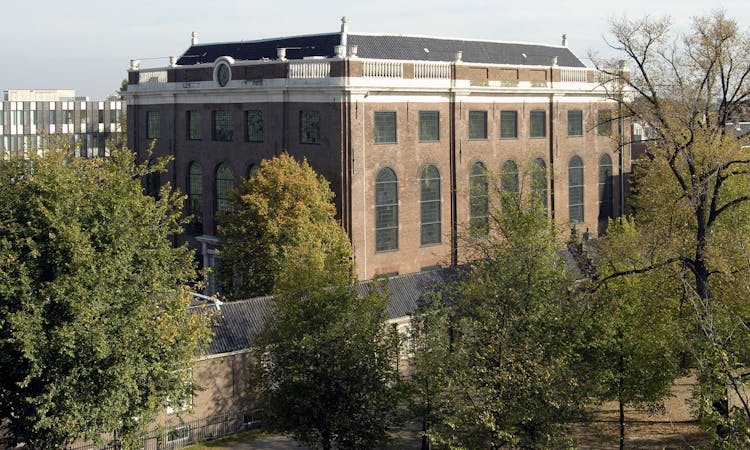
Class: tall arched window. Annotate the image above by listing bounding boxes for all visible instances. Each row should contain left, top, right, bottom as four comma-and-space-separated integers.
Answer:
599, 154, 613, 220
375, 168, 398, 251
469, 162, 489, 235
500, 160, 519, 208
188, 162, 203, 232
420, 165, 441, 245
568, 156, 584, 222
531, 158, 548, 211
215, 164, 234, 214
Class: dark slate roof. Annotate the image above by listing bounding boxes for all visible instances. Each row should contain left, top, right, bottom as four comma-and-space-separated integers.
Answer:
204, 295, 275, 356
203, 268, 456, 356
177, 33, 584, 67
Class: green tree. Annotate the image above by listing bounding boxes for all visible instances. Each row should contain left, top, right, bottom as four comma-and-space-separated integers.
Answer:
596, 11, 750, 444
419, 193, 592, 449
0, 145, 210, 448
250, 232, 404, 450
216, 153, 351, 299
592, 218, 685, 450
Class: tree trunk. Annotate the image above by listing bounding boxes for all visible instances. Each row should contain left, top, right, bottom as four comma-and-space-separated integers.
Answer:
421, 418, 430, 450
618, 328, 625, 450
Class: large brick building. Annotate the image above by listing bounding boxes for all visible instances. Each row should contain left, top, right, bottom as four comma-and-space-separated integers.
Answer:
124, 18, 629, 288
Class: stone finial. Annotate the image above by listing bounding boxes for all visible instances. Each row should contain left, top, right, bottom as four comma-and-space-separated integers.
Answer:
277, 48, 287, 61
169, 56, 177, 67
192, 31, 198, 46
130, 59, 140, 70
455, 51, 463, 63
562, 34, 568, 47
334, 45, 346, 58
341, 16, 349, 47
552, 56, 558, 66
349, 45, 358, 58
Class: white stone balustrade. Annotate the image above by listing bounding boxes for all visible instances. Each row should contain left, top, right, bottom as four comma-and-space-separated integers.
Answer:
363, 60, 403, 78
139, 70, 168, 84
560, 68, 590, 83
288, 61, 331, 79
414, 62, 451, 79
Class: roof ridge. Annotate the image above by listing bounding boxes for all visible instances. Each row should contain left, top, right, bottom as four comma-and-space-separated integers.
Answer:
349, 32, 566, 49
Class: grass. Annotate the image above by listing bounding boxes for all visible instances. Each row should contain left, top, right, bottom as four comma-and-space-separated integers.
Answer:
181, 429, 269, 449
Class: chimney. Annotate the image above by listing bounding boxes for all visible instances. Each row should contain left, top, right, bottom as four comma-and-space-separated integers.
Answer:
341, 16, 349, 48
191, 31, 198, 46
562, 34, 568, 47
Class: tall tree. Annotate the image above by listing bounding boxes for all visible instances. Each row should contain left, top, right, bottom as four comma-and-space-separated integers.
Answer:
0, 146, 210, 449
216, 153, 351, 299
592, 218, 685, 450
417, 190, 593, 449
596, 11, 750, 443
249, 223, 404, 450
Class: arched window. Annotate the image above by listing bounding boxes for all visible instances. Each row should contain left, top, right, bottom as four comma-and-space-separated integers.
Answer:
375, 168, 398, 251
469, 162, 489, 235
531, 158, 548, 211
599, 154, 614, 220
188, 162, 203, 232
420, 165, 441, 245
568, 156, 584, 222
500, 160, 519, 208
246, 163, 259, 180
215, 163, 234, 214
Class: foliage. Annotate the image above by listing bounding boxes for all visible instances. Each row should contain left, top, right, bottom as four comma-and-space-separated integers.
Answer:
248, 189, 403, 450
0, 143, 210, 448
216, 153, 351, 299
416, 194, 593, 449
592, 217, 686, 448
596, 11, 750, 443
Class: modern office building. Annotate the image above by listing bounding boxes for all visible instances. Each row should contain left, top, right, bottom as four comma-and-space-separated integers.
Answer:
0, 89, 125, 157
124, 18, 630, 287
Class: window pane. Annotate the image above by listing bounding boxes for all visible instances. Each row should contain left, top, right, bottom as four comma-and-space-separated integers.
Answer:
216, 164, 234, 213
469, 162, 489, 235
187, 111, 201, 140
375, 168, 398, 251
147, 111, 160, 139
374, 111, 397, 144
500, 110, 517, 139
567, 110, 583, 136
599, 153, 613, 219
598, 110, 612, 136
530, 110, 546, 138
213, 110, 233, 141
420, 165, 441, 245
468, 111, 487, 140
568, 156, 584, 222
188, 162, 203, 233
419, 111, 440, 142
300, 110, 321, 144
246, 110, 264, 142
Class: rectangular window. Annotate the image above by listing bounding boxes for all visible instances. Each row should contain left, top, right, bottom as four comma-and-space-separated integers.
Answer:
419, 111, 440, 142
568, 110, 583, 136
530, 110, 546, 138
98, 109, 105, 123
374, 111, 397, 144
187, 111, 201, 140
213, 110, 233, 141
500, 110, 517, 139
598, 109, 613, 136
245, 110, 264, 142
146, 111, 160, 139
468, 110, 488, 140
299, 110, 320, 144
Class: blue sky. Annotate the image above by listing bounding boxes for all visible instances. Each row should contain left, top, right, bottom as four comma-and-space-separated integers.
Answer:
0, 0, 743, 99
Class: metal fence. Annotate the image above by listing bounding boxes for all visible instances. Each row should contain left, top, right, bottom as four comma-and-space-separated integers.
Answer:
68, 410, 257, 450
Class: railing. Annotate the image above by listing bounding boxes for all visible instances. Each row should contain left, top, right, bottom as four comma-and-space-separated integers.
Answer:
138, 70, 168, 84
363, 60, 403, 78
288, 61, 331, 79
414, 62, 451, 79
67, 409, 258, 450
560, 67, 590, 83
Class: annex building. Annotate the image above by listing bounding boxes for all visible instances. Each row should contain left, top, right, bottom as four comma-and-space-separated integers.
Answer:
124, 18, 630, 287
1, 89, 124, 157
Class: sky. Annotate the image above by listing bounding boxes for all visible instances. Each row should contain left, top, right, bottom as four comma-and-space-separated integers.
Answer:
0, 0, 745, 99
